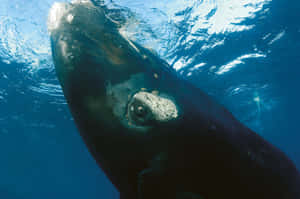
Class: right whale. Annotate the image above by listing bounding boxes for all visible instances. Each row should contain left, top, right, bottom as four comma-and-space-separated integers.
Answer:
48, 1, 300, 199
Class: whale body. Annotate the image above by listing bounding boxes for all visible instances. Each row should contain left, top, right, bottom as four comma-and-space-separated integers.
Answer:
48, 1, 300, 199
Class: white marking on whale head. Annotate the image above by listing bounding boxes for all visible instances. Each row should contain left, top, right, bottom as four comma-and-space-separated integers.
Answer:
47, 2, 70, 33
71, 0, 90, 4
58, 37, 74, 64
48, 1, 93, 34
66, 14, 74, 24
59, 39, 68, 58
132, 91, 178, 122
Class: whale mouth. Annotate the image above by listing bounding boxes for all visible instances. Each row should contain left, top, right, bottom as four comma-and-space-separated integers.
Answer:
127, 91, 179, 126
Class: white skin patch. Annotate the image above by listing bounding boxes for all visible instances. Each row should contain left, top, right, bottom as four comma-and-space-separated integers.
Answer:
132, 91, 178, 122
66, 14, 74, 23
59, 39, 68, 58
47, 2, 70, 33
71, 0, 90, 4
48, 1, 93, 34
58, 38, 74, 64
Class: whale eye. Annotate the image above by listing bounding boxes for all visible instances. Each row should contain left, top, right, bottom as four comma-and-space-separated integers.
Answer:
128, 100, 153, 125
133, 105, 147, 117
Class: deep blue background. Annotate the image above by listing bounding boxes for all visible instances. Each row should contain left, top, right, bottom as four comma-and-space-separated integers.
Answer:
0, 0, 299, 198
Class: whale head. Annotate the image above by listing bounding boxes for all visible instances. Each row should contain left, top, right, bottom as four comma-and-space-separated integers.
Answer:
47, 1, 187, 134
47, 0, 242, 197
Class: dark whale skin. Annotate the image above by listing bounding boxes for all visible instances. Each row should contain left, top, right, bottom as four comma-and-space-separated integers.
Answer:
47, 1, 300, 199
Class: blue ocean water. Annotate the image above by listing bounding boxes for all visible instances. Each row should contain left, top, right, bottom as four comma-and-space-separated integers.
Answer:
0, 0, 299, 198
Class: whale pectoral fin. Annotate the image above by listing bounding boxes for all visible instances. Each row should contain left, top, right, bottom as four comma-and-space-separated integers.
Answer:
176, 192, 205, 199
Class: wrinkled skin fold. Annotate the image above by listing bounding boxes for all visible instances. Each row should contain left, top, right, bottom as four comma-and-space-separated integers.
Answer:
48, 1, 300, 199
